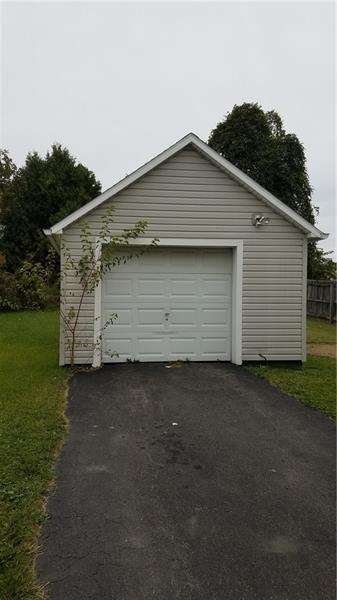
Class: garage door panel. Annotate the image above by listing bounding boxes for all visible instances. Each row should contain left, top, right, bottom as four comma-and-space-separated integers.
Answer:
137, 308, 166, 325
103, 337, 132, 359
201, 336, 229, 353
202, 352, 230, 360
169, 308, 198, 325
137, 337, 168, 358
201, 307, 230, 325
136, 279, 166, 298
168, 337, 198, 355
106, 308, 132, 326
170, 279, 198, 297
201, 277, 231, 299
199, 253, 231, 272
102, 248, 232, 362
103, 278, 133, 298
120, 253, 167, 271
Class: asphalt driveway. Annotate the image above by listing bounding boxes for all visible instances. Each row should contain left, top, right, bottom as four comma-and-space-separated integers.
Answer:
38, 363, 336, 600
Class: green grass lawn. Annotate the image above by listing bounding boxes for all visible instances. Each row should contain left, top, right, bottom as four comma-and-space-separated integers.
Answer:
248, 355, 336, 420
248, 318, 336, 421
0, 310, 68, 600
307, 317, 336, 344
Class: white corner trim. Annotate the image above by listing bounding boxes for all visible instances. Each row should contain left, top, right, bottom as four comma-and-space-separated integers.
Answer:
45, 132, 328, 241
92, 239, 102, 368
59, 246, 66, 366
232, 243, 243, 365
302, 238, 308, 362
96, 237, 243, 366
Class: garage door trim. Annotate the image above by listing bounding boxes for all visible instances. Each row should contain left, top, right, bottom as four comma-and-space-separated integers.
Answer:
93, 238, 243, 368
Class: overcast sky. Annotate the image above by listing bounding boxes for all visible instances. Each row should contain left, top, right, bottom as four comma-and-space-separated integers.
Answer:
1, 1, 335, 253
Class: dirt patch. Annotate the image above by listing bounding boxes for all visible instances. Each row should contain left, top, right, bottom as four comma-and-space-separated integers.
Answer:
307, 344, 336, 358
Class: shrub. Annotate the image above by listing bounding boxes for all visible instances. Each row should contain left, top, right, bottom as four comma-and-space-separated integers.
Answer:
0, 269, 20, 310
16, 261, 50, 309
0, 261, 58, 311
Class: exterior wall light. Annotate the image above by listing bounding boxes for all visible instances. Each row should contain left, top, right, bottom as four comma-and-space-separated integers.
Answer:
252, 214, 270, 227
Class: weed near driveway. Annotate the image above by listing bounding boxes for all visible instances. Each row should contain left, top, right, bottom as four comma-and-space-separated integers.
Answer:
0, 310, 69, 599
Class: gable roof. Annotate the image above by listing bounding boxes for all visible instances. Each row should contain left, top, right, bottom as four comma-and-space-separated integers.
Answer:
44, 132, 328, 240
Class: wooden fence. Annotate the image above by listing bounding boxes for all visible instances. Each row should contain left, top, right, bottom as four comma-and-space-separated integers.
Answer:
307, 280, 336, 322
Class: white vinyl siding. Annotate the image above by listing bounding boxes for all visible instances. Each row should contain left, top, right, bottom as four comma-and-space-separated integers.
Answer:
61, 145, 305, 364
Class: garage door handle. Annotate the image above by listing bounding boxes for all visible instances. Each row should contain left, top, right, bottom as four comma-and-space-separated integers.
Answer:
164, 312, 170, 321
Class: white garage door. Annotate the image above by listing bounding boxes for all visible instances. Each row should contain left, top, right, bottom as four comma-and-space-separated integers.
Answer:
102, 248, 232, 362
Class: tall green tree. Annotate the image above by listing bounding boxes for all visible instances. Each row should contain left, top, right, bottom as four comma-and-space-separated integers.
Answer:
0, 145, 101, 271
208, 103, 314, 223
208, 103, 335, 277
0, 149, 17, 209
307, 246, 336, 280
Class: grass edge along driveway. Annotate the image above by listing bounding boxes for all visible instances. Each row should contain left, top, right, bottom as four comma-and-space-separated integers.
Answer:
247, 318, 336, 421
0, 310, 69, 600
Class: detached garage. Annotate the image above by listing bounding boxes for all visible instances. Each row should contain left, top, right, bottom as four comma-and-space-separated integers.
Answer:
44, 133, 327, 366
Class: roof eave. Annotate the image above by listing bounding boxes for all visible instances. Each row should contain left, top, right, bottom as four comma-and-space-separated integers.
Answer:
307, 230, 329, 241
